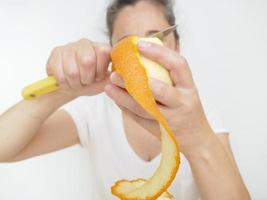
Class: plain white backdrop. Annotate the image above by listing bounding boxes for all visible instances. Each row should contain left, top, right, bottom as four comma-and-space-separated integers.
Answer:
0, 0, 266, 199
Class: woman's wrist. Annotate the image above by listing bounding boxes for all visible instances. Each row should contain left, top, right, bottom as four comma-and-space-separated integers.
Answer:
181, 125, 220, 161
24, 90, 76, 121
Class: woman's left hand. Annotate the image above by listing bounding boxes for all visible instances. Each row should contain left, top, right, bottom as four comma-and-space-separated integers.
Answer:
105, 41, 214, 155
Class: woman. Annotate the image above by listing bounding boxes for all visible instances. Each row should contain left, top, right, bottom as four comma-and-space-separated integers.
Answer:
0, 0, 250, 199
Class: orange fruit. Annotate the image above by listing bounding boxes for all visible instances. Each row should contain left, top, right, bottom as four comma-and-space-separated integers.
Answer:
110, 36, 180, 200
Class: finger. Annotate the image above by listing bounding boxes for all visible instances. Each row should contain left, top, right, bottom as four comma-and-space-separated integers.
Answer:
149, 78, 181, 108
94, 43, 111, 81
104, 83, 153, 119
62, 44, 83, 89
78, 73, 111, 95
46, 47, 70, 90
122, 107, 161, 139
110, 72, 125, 88
51, 64, 70, 90
76, 40, 96, 85
138, 40, 194, 88
157, 105, 176, 124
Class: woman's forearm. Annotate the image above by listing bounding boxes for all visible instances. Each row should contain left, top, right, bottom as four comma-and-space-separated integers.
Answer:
0, 92, 74, 161
185, 129, 251, 200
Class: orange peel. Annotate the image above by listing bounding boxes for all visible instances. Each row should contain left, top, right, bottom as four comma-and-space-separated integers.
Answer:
110, 36, 180, 199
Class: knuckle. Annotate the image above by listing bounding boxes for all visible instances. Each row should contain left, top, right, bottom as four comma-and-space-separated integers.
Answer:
78, 38, 90, 44
65, 42, 74, 48
65, 67, 79, 79
80, 54, 96, 68
51, 46, 61, 56
178, 56, 188, 66
98, 44, 110, 56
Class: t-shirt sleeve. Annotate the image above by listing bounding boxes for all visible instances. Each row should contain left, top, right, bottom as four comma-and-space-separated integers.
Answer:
61, 96, 95, 147
203, 101, 228, 134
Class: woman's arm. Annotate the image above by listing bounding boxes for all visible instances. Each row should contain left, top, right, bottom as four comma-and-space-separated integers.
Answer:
187, 132, 250, 200
0, 39, 111, 162
0, 92, 78, 162
138, 42, 251, 199
106, 40, 251, 199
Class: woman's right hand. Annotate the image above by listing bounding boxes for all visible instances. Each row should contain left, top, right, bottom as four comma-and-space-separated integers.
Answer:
46, 38, 111, 98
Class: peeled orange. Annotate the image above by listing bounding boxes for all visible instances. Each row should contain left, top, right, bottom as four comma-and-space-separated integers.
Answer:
110, 36, 180, 199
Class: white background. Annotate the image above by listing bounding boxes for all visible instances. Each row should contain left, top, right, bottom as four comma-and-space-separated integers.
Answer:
0, 0, 266, 199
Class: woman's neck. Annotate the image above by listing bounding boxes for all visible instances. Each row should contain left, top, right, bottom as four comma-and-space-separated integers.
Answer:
122, 111, 161, 162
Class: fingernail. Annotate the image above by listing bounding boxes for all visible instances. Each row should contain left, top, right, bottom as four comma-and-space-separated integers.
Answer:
110, 72, 116, 79
110, 72, 117, 83
138, 41, 152, 50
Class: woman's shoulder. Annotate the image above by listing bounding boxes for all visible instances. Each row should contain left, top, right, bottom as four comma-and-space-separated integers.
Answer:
61, 93, 119, 147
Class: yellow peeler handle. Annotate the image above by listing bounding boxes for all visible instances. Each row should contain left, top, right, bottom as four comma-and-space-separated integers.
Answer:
22, 76, 59, 100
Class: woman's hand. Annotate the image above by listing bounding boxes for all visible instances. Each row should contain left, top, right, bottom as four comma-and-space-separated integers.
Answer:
46, 38, 111, 98
105, 41, 214, 155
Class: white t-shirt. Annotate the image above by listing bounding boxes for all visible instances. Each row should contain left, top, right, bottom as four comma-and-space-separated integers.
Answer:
62, 93, 227, 200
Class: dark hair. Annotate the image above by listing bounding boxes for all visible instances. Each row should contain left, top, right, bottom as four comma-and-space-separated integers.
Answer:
106, 0, 179, 42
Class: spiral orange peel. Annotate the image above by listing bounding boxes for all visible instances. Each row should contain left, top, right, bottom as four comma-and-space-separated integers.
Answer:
110, 36, 180, 199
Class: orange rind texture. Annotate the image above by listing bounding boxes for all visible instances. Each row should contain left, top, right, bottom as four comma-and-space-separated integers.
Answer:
111, 36, 180, 200
111, 179, 175, 200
